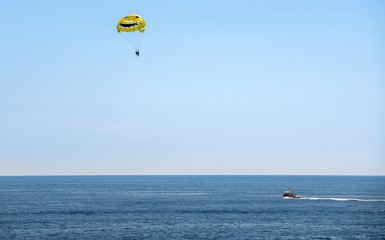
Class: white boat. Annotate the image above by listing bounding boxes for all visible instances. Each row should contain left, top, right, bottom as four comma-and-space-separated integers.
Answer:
283, 190, 300, 199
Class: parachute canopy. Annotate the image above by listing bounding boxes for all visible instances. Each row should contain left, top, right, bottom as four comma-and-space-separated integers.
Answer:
117, 15, 146, 33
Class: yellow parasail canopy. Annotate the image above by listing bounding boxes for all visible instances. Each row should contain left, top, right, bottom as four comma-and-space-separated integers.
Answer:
117, 15, 146, 33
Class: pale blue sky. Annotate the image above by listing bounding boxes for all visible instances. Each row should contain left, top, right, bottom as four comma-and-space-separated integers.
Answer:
0, 0, 384, 175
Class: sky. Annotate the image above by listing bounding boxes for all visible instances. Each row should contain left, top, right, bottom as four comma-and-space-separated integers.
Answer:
0, 0, 384, 175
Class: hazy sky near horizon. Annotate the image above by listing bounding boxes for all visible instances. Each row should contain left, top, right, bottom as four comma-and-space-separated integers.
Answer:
0, 0, 384, 175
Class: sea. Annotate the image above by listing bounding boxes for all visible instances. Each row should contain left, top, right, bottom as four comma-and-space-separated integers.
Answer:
0, 175, 384, 239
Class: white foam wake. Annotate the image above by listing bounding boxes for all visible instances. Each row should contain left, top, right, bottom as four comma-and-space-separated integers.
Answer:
302, 197, 385, 202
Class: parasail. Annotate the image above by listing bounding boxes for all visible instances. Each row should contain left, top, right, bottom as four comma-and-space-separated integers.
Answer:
117, 15, 146, 33
117, 15, 146, 56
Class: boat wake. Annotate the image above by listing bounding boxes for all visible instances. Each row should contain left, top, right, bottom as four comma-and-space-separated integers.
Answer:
301, 197, 385, 202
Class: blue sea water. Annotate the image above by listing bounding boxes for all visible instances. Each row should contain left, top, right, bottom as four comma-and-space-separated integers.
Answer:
0, 175, 384, 239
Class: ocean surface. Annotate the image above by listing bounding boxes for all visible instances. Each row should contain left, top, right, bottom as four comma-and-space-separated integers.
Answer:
0, 175, 384, 239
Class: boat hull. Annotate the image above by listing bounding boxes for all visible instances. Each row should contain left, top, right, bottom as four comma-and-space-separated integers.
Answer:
283, 196, 300, 199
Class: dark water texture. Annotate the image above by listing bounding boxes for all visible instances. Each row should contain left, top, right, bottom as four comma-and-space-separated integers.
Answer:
0, 175, 384, 239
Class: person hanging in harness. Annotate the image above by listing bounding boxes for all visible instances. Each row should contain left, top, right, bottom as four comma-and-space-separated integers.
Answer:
135, 50, 140, 57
